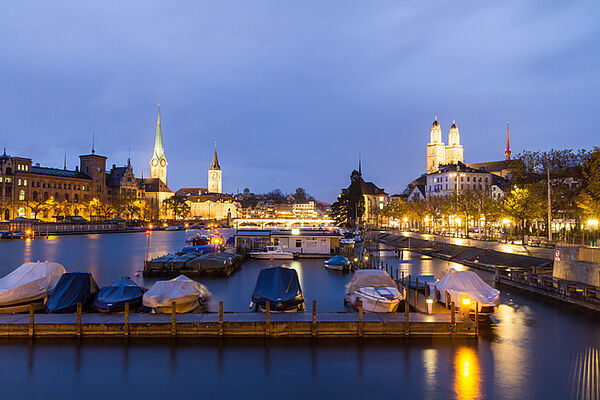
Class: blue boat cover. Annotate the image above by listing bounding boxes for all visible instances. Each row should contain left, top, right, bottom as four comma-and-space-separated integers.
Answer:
251, 267, 304, 311
180, 244, 219, 254
93, 277, 145, 312
325, 255, 350, 267
45, 272, 99, 313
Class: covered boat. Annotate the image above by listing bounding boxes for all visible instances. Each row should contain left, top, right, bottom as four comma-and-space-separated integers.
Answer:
324, 255, 351, 271
143, 275, 210, 313
0, 261, 66, 313
45, 272, 99, 313
250, 266, 305, 312
93, 277, 145, 313
345, 270, 402, 313
435, 268, 500, 315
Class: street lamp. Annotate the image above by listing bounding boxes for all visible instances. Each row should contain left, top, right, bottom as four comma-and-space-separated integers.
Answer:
587, 219, 599, 246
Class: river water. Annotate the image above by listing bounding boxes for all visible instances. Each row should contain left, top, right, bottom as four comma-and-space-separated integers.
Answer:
0, 231, 599, 400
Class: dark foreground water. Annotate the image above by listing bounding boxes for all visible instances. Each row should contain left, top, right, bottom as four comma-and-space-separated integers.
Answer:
1, 231, 599, 400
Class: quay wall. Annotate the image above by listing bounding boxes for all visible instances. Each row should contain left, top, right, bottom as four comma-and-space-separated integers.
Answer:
553, 246, 600, 287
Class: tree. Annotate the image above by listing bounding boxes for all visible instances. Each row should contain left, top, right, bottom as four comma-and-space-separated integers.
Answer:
330, 170, 365, 227
293, 187, 308, 203
579, 147, 600, 219
162, 196, 191, 219
503, 187, 544, 243
24, 198, 54, 220
264, 189, 286, 203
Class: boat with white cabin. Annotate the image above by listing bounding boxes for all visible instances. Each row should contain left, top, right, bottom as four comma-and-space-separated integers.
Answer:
249, 245, 294, 260
345, 270, 402, 313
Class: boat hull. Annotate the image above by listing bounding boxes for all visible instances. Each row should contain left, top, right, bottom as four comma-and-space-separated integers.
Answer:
0, 297, 46, 314
324, 264, 347, 271
249, 253, 294, 260
154, 298, 201, 313
347, 292, 400, 313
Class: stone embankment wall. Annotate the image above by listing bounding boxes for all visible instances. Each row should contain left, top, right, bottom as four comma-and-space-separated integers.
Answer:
553, 246, 600, 286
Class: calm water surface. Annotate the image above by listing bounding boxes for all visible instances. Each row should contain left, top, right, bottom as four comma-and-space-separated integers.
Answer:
0, 231, 599, 400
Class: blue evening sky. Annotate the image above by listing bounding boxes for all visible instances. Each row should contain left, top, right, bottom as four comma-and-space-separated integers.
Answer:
1, 1, 599, 202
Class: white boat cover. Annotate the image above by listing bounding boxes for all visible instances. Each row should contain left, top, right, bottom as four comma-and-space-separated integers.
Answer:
0, 261, 66, 306
143, 275, 210, 309
436, 268, 500, 306
345, 270, 396, 293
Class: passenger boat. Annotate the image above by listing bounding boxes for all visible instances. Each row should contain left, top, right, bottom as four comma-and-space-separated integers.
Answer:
0, 261, 66, 313
324, 255, 351, 271
143, 275, 210, 313
249, 245, 294, 260
45, 272, 99, 313
434, 268, 500, 316
345, 270, 402, 313
93, 277, 145, 313
249, 266, 305, 312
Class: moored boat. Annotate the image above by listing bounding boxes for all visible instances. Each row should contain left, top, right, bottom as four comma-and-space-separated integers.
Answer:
143, 275, 210, 313
45, 272, 99, 313
434, 268, 500, 316
345, 270, 402, 313
249, 245, 294, 260
249, 266, 305, 312
93, 277, 145, 313
0, 261, 66, 313
324, 255, 351, 271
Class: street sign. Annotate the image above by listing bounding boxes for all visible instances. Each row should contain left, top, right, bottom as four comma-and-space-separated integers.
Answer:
554, 249, 561, 261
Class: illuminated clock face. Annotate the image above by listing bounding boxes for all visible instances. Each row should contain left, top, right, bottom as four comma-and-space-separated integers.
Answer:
160, 159, 166, 167
210, 171, 219, 180
151, 159, 158, 167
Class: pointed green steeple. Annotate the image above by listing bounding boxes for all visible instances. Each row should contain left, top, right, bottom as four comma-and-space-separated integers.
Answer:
153, 104, 165, 160
209, 144, 221, 170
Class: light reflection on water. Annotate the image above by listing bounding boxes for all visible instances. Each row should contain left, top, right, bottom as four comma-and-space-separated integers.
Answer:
0, 232, 599, 399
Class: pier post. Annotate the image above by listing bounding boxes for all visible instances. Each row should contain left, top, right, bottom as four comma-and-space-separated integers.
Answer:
124, 302, 129, 337
404, 297, 410, 336
358, 300, 363, 338
219, 301, 224, 337
265, 301, 271, 337
474, 301, 479, 334
28, 303, 34, 338
451, 301, 456, 334
401, 271, 404, 285
415, 278, 419, 310
76, 302, 82, 338
171, 302, 176, 337
312, 300, 316, 337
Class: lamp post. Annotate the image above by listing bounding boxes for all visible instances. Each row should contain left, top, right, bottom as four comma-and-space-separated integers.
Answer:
588, 219, 599, 247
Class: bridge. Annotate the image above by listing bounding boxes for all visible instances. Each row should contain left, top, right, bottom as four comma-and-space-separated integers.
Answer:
233, 218, 335, 229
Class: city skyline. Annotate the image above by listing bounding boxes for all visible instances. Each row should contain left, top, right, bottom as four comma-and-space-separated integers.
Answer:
2, 1, 599, 202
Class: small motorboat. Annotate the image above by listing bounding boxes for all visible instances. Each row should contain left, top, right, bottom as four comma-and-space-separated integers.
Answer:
45, 272, 99, 313
249, 245, 294, 260
345, 270, 402, 313
324, 255, 351, 271
143, 275, 210, 313
249, 266, 305, 312
93, 277, 146, 313
434, 268, 500, 316
340, 238, 355, 245
185, 234, 210, 246
0, 261, 66, 313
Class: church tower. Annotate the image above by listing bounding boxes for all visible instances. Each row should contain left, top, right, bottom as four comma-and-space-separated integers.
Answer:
149, 105, 167, 184
505, 121, 511, 160
426, 116, 446, 173
208, 145, 222, 193
445, 119, 464, 165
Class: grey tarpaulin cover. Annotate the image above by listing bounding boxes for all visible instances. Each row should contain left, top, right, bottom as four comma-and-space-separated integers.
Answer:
435, 268, 500, 306
143, 275, 210, 309
0, 261, 66, 306
345, 270, 396, 293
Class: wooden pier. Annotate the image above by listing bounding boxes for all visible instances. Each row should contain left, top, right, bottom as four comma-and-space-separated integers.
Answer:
0, 310, 476, 339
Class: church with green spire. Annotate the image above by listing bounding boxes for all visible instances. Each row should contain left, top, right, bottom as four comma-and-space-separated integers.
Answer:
149, 105, 167, 184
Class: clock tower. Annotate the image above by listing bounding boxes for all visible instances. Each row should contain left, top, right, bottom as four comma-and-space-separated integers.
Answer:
208, 146, 222, 193
150, 105, 167, 184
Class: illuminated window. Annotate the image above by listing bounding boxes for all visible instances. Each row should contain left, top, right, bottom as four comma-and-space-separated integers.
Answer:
19, 190, 25, 201
23, 180, 27, 186
18, 179, 21, 185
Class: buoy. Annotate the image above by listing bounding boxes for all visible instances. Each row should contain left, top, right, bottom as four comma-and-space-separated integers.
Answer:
134, 272, 140, 277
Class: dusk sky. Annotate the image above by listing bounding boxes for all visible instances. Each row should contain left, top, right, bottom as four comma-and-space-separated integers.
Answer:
1, 1, 599, 202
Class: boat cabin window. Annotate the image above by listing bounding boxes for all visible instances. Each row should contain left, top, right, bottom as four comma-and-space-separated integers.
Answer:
273, 238, 279, 246
295, 240, 302, 248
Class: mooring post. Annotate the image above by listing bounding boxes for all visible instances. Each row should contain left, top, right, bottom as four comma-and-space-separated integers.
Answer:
312, 300, 317, 337
219, 301, 224, 337
171, 301, 177, 337
404, 297, 410, 335
28, 303, 34, 338
451, 301, 456, 334
415, 278, 419, 310
401, 271, 405, 285
474, 301, 479, 334
358, 300, 364, 338
76, 302, 82, 338
124, 302, 129, 337
266, 301, 271, 337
